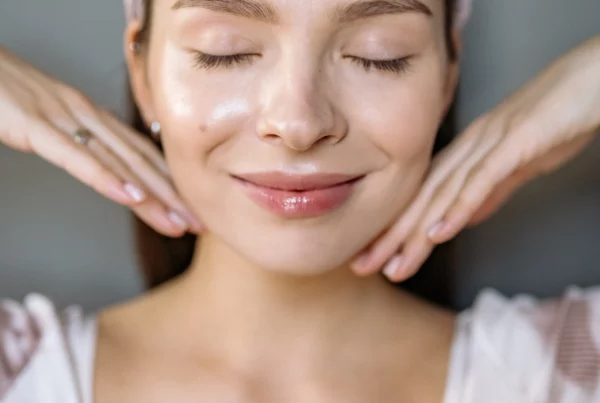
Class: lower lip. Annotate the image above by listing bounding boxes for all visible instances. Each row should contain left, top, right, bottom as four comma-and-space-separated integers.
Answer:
235, 178, 360, 218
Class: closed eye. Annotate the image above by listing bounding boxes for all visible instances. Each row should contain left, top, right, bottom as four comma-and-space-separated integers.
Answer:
193, 52, 259, 69
191, 51, 412, 75
345, 56, 412, 74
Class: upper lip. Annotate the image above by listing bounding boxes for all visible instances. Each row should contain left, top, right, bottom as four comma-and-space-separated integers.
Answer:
232, 172, 364, 191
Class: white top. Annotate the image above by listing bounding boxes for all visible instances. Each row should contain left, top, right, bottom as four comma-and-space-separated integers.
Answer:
2, 287, 600, 403
0, 295, 96, 403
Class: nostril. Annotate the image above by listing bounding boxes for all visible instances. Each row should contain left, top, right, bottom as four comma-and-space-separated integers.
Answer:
262, 133, 283, 145
318, 134, 339, 146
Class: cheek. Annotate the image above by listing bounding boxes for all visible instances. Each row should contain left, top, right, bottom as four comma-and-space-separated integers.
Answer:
344, 58, 448, 221
373, 95, 440, 161
148, 51, 255, 202
353, 65, 446, 166
155, 61, 252, 155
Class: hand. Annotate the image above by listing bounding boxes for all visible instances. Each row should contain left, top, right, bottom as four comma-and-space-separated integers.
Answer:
0, 46, 202, 237
352, 35, 600, 281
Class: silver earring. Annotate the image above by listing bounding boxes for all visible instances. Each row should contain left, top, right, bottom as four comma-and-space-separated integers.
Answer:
150, 121, 161, 141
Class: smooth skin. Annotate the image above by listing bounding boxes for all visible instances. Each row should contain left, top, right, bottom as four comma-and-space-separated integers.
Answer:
352, 35, 600, 281
103, 0, 458, 401
0, 2, 599, 401
1, 30, 598, 282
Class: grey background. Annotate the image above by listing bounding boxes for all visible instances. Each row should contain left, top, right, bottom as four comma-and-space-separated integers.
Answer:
0, 1, 599, 311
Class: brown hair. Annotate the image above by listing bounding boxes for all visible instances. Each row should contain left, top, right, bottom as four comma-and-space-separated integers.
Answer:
130, 0, 459, 307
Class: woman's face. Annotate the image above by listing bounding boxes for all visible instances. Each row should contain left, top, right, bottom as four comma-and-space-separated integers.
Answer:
127, 0, 458, 275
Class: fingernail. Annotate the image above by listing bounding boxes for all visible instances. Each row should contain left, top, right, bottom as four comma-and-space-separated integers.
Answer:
428, 221, 445, 239
124, 183, 146, 203
107, 185, 134, 204
168, 211, 188, 230
383, 255, 404, 279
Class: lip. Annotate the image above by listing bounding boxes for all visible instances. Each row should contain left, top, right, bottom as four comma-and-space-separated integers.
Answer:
232, 172, 364, 218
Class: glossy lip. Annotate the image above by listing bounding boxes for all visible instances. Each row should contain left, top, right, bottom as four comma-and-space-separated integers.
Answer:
232, 172, 364, 191
231, 172, 365, 218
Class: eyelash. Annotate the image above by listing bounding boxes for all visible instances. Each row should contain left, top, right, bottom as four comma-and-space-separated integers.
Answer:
193, 53, 257, 69
345, 56, 412, 74
193, 52, 412, 75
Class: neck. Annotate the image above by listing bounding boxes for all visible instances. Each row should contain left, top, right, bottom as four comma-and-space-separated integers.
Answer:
157, 233, 423, 365
144, 235, 450, 378
103, 231, 455, 400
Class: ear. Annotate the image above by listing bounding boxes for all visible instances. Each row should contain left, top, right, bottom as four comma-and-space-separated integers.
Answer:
442, 30, 462, 117
124, 21, 156, 127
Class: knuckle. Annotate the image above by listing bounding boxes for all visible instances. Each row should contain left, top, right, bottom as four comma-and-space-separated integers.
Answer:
127, 151, 148, 167
61, 87, 96, 116
59, 86, 83, 103
20, 105, 47, 127
456, 189, 479, 213
506, 113, 535, 135
487, 115, 510, 135
43, 108, 75, 129
463, 115, 490, 140
476, 158, 497, 180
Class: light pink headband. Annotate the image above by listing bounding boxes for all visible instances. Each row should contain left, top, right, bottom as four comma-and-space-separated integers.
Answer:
124, 0, 473, 30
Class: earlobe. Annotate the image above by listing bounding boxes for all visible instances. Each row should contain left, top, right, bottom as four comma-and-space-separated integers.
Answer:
124, 21, 156, 128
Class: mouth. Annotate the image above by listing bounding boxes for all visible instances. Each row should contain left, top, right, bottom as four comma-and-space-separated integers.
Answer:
232, 172, 365, 191
231, 172, 365, 218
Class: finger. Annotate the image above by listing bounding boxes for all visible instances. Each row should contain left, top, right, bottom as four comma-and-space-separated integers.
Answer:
99, 110, 170, 177
382, 127, 510, 280
71, 108, 202, 232
350, 133, 479, 275
432, 141, 520, 241
40, 99, 152, 207
382, 237, 435, 283
418, 127, 507, 245
379, 154, 496, 280
130, 200, 190, 238
86, 136, 193, 235
27, 120, 144, 205
431, 126, 595, 238
351, 119, 495, 276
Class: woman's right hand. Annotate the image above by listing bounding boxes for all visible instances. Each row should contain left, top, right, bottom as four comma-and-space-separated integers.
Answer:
0, 46, 202, 237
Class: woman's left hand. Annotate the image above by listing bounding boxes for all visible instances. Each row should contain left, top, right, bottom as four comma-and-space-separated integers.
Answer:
351, 35, 600, 281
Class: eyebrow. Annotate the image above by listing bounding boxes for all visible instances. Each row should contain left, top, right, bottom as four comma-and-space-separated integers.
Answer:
332, 0, 433, 24
172, 0, 432, 25
172, 0, 279, 24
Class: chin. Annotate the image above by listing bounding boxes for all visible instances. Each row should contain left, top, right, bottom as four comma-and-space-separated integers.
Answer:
218, 220, 375, 276
191, 172, 409, 276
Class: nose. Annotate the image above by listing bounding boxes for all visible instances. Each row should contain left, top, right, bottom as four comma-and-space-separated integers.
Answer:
256, 62, 346, 152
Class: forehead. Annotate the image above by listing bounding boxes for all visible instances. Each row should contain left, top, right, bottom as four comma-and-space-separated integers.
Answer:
158, 0, 445, 24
